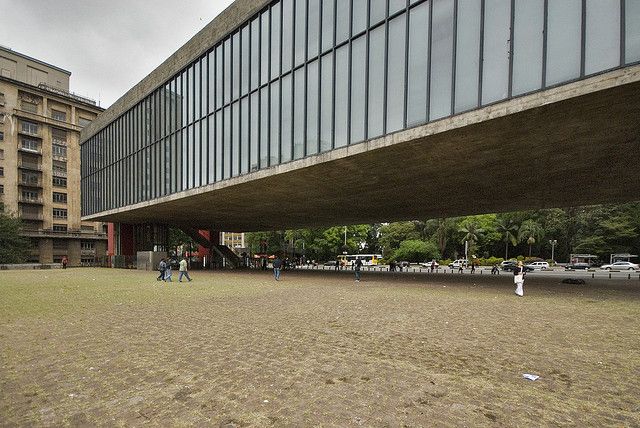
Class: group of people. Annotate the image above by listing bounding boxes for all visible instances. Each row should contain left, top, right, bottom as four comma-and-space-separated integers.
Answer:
157, 257, 192, 282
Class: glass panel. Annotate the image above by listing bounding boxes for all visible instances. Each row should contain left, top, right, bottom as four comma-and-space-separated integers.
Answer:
232, 101, 240, 176
546, 0, 582, 86
351, 35, 367, 143
270, 81, 280, 166
241, 97, 249, 174
241, 26, 250, 95
194, 122, 201, 187
335, 45, 349, 148
224, 38, 231, 104
194, 61, 201, 120
407, 2, 429, 126
261, 11, 270, 85
308, 0, 321, 60
370, 0, 386, 26
208, 115, 215, 183
260, 86, 269, 168
207, 53, 215, 113
585, 0, 620, 75
293, 67, 306, 159
387, 13, 406, 133
187, 124, 193, 189
389, 0, 406, 15
306, 60, 319, 155
201, 118, 208, 185
430, 0, 454, 120
201, 56, 208, 117
250, 92, 259, 171
216, 47, 223, 109
336, 0, 351, 44
271, 3, 281, 80
233, 32, 241, 100
627, 0, 640, 63
353, 0, 368, 35
512, 0, 544, 96
181, 128, 188, 190
455, 0, 481, 112
322, 0, 335, 53
223, 106, 231, 179
368, 25, 386, 138
282, 0, 293, 73
295, 0, 307, 66
251, 18, 260, 90
281, 74, 292, 163
320, 52, 334, 152
481, 0, 511, 105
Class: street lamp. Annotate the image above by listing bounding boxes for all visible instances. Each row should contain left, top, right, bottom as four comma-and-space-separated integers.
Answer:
549, 239, 557, 264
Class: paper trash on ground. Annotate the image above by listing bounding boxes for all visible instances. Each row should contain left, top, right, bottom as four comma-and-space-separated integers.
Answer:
522, 373, 540, 381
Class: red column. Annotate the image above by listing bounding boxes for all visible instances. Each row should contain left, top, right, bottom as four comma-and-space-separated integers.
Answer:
198, 230, 211, 259
107, 223, 115, 256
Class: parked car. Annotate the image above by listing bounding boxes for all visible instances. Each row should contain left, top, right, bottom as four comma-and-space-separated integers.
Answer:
420, 260, 440, 269
565, 262, 590, 270
526, 261, 549, 270
502, 262, 534, 272
600, 261, 639, 270
501, 260, 517, 268
324, 260, 338, 266
448, 259, 468, 269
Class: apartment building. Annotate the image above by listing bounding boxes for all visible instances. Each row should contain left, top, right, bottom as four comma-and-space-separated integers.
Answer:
0, 45, 106, 265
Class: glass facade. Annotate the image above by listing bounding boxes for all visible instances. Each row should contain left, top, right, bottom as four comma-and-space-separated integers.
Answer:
82, 0, 636, 216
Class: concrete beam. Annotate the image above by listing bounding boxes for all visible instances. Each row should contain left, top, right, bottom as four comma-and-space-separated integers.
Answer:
82, 66, 640, 231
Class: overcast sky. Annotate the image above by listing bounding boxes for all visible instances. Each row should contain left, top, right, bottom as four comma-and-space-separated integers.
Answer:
0, 0, 235, 108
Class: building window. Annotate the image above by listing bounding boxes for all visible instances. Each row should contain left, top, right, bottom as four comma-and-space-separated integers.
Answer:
78, 117, 92, 127
0, 184, 4, 194
52, 160, 67, 177
52, 144, 67, 159
53, 176, 67, 187
81, 225, 95, 232
21, 101, 38, 114
53, 239, 67, 250
53, 208, 67, 219
20, 121, 38, 135
0, 166, 3, 176
0, 131, 4, 141
21, 171, 40, 186
51, 128, 67, 144
0, 148, 4, 159
81, 241, 95, 251
53, 192, 67, 204
53, 224, 67, 232
51, 110, 67, 122
20, 138, 39, 152
21, 190, 40, 202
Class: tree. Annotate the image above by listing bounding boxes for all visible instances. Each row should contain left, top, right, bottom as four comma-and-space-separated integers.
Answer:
393, 240, 440, 263
379, 222, 421, 258
497, 218, 519, 260
519, 220, 544, 257
0, 208, 31, 264
459, 221, 483, 258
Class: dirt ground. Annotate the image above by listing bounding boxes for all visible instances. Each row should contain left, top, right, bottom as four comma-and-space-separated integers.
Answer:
0, 268, 639, 427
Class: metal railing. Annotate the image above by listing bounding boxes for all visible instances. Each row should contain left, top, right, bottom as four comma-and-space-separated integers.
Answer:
18, 196, 43, 204
19, 212, 44, 221
17, 161, 42, 171
37, 83, 97, 106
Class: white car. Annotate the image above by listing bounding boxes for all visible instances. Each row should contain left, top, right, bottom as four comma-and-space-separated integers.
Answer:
526, 261, 549, 270
448, 259, 468, 269
600, 261, 639, 271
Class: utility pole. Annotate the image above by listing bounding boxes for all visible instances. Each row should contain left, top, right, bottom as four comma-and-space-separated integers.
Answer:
549, 239, 557, 264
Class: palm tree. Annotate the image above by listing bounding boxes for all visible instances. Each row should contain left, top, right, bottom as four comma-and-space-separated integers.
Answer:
459, 221, 483, 258
497, 219, 519, 260
519, 220, 544, 257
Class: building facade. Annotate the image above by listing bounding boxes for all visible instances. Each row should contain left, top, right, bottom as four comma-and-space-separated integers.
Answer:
0, 46, 107, 265
82, 0, 640, 219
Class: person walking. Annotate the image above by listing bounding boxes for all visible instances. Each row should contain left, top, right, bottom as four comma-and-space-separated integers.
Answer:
157, 258, 167, 281
178, 257, 192, 282
273, 256, 282, 281
62, 256, 68, 269
514, 261, 526, 297
354, 257, 363, 283
164, 262, 173, 282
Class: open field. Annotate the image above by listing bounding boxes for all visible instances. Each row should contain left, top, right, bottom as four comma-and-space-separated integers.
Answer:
1, 268, 639, 427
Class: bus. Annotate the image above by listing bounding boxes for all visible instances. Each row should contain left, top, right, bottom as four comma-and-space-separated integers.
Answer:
337, 254, 383, 266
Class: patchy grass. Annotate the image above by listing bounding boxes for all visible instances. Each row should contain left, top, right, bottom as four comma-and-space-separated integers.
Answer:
0, 268, 639, 426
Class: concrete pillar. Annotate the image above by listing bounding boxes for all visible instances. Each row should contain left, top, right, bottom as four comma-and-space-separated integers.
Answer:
107, 223, 115, 256
95, 240, 107, 258
38, 238, 53, 264
120, 223, 135, 256
68, 240, 81, 267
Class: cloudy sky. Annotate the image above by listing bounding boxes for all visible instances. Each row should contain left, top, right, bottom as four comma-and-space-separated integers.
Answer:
0, 0, 234, 108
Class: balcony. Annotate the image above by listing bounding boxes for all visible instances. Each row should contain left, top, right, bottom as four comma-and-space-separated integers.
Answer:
19, 212, 44, 221
19, 179, 43, 187
18, 146, 42, 155
52, 169, 68, 178
19, 228, 107, 239
19, 196, 44, 205
18, 161, 43, 171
